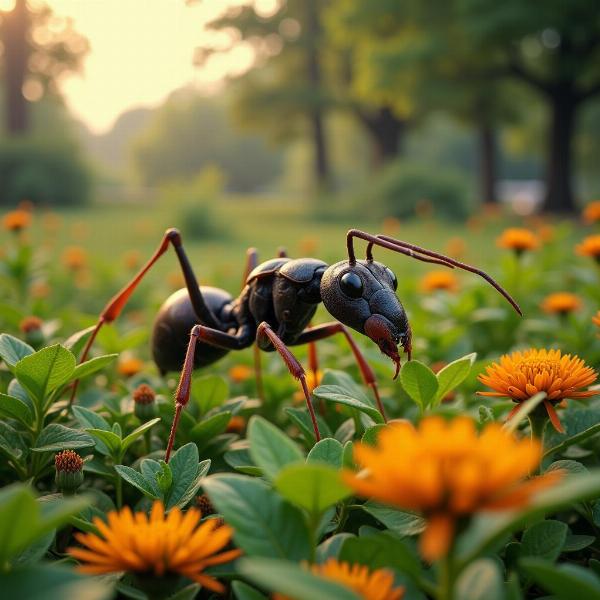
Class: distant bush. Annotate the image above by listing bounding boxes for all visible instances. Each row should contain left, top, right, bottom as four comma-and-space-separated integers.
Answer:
159, 166, 225, 240
0, 138, 90, 206
363, 160, 473, 220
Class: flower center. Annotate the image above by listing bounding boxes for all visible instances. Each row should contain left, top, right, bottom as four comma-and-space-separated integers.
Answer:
517, 357, 560, 381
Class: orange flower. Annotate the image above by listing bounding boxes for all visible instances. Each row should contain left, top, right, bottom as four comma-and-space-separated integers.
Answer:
478, 348, 597, 432
62, 246, 88, 270
274, 560, 404, 600
382, 216, 401, 236
583, 201, 600, 224
594, 311, 600, 328
226, 415, 247, 433
228, 364, 253, 383
541, 292, 582, 315
576, 235, 600, 261
344, 417, 560, 562
298, 236, 318, 256
496, 228, 539, 253
445, 237, 466, 259
30, 281, 51, 299
118, 357, 144, 377
420, 271, 458, 293
68, 501, 240, 593
2, 209, 31, 232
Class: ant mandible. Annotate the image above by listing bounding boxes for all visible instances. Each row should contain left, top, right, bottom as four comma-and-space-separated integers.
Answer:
70, 228, 521, 461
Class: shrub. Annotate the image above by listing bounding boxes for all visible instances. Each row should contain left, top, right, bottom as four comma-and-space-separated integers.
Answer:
0, 137, 91, 206
364, 160, 472, 220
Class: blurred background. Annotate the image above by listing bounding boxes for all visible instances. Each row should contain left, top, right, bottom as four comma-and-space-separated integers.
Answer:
0, 0, 599, 217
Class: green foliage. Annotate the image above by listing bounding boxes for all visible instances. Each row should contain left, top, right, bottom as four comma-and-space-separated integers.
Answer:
365, 160, 472, 221
0, 138, 90, 206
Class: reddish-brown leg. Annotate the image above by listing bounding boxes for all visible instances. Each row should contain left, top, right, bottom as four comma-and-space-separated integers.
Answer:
165, 323, 254, 462
256, 322, 321, 442
68, 229, 220, 405
294, 322, 388, 423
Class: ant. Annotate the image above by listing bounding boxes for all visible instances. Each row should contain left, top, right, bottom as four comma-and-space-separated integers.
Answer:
70, 228, 521, 461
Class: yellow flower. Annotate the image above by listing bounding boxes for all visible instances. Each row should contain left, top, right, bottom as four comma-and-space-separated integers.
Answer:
62, 246, 88, 270
68, 501, 240, 593
496, 228, 539, 253
344, 417, 560, 562
2, 209, 31, 232
541, 292, 582, 315
583, 201, 600, 224
228, 364, 253, 383
420, 271, 458, 293
478, 348, 598, 432
118, 357, 144, 377
274, 560, 404, 600
576, 235, 600, 261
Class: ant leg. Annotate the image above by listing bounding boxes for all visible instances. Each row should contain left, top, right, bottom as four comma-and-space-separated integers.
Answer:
256, 322, 321, 442
70, 228, 220, 404
166, 323, 253, 462
240, 248, 265, 402
293, 322, 387, 423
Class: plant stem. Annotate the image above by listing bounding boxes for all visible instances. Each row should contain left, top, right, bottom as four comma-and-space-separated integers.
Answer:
116, 475, 123, 508
438, 554, 454, 600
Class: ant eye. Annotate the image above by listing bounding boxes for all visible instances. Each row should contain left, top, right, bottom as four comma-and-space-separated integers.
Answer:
386, 267, 398, 290
340, 272, 363, 298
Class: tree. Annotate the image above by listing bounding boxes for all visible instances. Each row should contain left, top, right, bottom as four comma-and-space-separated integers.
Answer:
201, 1, 333, 190
0, 0, 88, 135
460, 0, 600, 212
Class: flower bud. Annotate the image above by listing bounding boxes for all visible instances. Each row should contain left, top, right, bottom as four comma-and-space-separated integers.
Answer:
133, 383, 157, 421
19, 316, 45, 347
55, 450, 84, 494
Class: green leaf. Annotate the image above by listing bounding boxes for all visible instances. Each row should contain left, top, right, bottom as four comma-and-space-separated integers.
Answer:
85, 428, 122, 456
232, 581, 269, 600
0, 564, 111, 600
520, 557, 600, 599
520, 520, 567, 561
399, 360, 438, 410
546, 460, 587, 475
192, 374, 229, 415
0, 333, 34, 368
275, 463, 351, 514
434, 353, 475, 405
238, 558, 359, 600
115, 465, 160, 499
156, 461, 173, 495
203, 474, 312, 560
455, 558, 504, 600
361, 424, 385, 446
284, 407, 332, 445
339, 531, 424, 582
361, 501, 426, 536
313, 385, 384, 424
0, 392, 33, 426
165, 443, 210, 510
190, 411, 231, 450
544, 408, 600, 458
317, 533, 355, 562
31, 424, 95, 453
248, 416, 304, 481
15, 344, 76, 406
11, 529, 55, 566
72, 405, 110, 431
0, 484, 90, 564
456, 470, 600, 564
0, 421, 28, 462
121, 417, 161, 453
504, 392, 546, 434
63, 326, 96, 354
173, 459, 211, 509
563, 534, 595, 552
307, 438, 344, 468
70, 354, 118, 381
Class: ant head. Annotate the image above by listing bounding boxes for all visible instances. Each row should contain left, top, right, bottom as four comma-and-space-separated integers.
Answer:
320, 259, 411, 377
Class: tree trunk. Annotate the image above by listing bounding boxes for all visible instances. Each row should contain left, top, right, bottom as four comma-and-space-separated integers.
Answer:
359, 107, 405, 168
305, 0, 330, 190
3, 0, 31, 135
544, 88, 577, 213
478, 121, 497, 204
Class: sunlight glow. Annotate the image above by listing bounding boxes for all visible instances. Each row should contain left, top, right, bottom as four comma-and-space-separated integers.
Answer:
44, 0, 258, 134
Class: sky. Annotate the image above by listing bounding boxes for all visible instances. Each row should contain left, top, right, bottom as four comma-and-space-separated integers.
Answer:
36, 0, 270, 134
